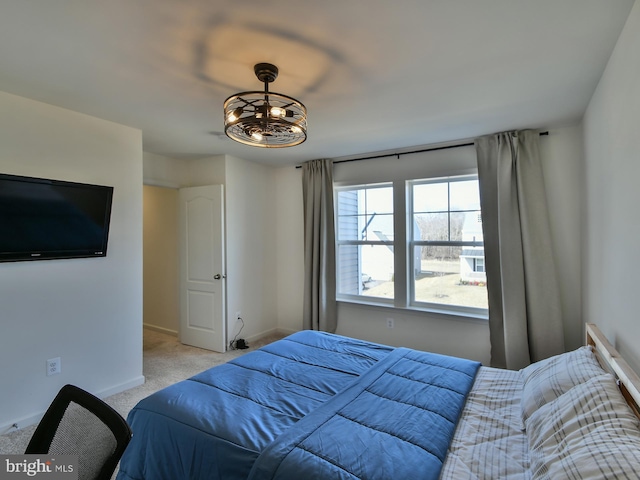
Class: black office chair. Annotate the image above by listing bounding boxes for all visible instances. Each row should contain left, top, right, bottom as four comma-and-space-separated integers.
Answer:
25, 384, 132, 480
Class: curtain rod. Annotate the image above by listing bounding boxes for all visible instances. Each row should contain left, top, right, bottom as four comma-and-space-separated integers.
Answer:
295, 131, 549, 168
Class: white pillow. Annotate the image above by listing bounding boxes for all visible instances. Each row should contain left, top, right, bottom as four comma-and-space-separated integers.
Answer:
519, 346, 605, 421
526, 373, 640, 480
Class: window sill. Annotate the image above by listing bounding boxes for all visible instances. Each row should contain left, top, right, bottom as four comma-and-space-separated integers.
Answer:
336, 298, 489, 322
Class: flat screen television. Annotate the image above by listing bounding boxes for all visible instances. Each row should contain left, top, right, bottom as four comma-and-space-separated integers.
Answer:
0, 173, 114, 262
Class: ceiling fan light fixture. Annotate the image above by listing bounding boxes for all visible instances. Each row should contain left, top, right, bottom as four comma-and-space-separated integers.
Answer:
223, 63, 307, 148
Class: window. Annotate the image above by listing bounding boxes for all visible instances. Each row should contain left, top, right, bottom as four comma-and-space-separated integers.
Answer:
336, 175, 488, 317
336, 184, 394, 302
410, 177, 487, 313
473, 258, 485, 273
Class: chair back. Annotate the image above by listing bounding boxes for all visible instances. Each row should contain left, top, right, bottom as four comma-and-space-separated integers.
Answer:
25, 384, 132, 480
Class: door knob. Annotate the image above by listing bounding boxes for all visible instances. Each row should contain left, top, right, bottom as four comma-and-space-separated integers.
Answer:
214, 274, 225, 280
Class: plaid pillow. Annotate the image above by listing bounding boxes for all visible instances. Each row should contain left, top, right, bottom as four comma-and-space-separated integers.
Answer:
519, 346, 605, 421
526, 373, 640, 480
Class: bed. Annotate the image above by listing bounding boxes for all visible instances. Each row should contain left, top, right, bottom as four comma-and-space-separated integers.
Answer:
116, 324, 640, 479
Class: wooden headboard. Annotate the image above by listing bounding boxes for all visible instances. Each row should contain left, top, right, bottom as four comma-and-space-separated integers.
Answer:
586, 323, 640, 420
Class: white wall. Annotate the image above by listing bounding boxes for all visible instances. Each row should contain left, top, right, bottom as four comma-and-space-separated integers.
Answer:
143, 154, 279, 346
183, 156, 226, 187
0, 92, 144, 431
539, 125, 584, 350
143, 152, 188, 188
583, 0, 640, 372
274, 166, 304, 334
224, 156, 279, 342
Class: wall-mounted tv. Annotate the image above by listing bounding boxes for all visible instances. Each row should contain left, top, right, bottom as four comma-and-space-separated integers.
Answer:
0, 173, 114, 262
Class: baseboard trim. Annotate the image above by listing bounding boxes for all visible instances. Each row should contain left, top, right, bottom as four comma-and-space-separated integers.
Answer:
242, 327, 297, 345
0, 411, 43, 435
95, 375, 146, 400
275, 327, 298, 337
143, 323, 178, 336
0, 375, 146, 434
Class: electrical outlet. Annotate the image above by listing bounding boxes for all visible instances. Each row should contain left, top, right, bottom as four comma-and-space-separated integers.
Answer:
47, 357, 61, 376
236, 311, 242, 321
386, 318, 394, 329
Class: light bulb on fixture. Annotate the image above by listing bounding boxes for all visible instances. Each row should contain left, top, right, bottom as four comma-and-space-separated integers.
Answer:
223, 63, 307, 148
227, 107, 243, 123
270, 106, 286, 118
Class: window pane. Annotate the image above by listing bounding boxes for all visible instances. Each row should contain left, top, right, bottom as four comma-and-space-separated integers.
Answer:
337, 244, 360, 295
336, 213, 360, 241
337, 244, 394, 300
413, 183, 448, 213
362, 213, 394, 241
336, 184, 394, 301
337, 189, 359, 240
414, 211, 476, 242
365, 186, 393, 214
337, 189, 356, 206
337, 185, 393, 241
449, 211, 465, 242
361, 244, 394, 299
414, 213, 450, 241
413, 245, 487, 309
450, 180, 481, 211
460, 211, 483, 242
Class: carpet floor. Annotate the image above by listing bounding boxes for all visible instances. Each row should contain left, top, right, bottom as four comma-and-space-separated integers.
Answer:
0, 328, 284, 473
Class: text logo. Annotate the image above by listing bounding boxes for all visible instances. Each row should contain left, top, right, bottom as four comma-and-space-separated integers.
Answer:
0, 456, 77, 480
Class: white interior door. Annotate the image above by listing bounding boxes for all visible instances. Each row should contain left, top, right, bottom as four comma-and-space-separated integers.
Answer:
179, 185, 226, 352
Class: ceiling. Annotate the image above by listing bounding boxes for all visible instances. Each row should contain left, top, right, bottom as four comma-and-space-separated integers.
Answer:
0, 1, 635, 167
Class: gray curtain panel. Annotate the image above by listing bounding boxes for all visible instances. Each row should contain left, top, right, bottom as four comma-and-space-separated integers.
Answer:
475, 130, 565, 369
301, 159, 337, 333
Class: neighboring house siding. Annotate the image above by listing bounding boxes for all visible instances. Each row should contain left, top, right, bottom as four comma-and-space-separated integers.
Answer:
459, 212, 486, 284
337, 191, 360, 294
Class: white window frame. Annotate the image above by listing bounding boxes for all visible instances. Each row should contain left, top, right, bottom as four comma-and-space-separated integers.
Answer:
408, 175, 486, 318
335, 174, 487, 319
335, 182, 395, 306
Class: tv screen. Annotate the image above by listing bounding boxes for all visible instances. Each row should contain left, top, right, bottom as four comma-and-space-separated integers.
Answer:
0, 173, 114, 262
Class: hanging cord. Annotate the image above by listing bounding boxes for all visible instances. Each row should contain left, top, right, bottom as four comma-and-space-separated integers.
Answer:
229, 316, 249, 350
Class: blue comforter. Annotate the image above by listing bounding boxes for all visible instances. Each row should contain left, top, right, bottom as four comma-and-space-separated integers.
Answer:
116, 331, 479, 480
248, 347, 480, 480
